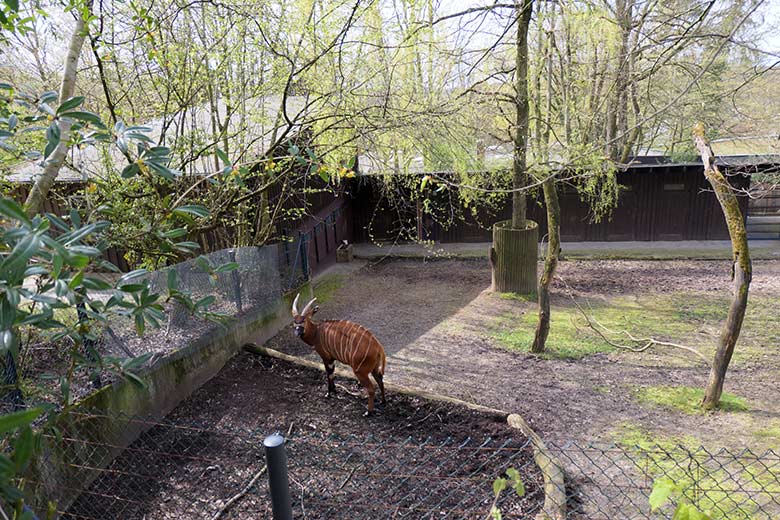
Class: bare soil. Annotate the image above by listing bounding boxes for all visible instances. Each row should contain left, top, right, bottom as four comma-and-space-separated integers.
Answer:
266, 258, 780, 447
64, 355, 543, 520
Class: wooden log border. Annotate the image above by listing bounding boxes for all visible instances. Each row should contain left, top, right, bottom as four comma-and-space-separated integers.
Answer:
243, 343, 567, 520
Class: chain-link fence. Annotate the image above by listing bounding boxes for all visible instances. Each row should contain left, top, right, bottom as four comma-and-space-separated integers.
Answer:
101, 245, 294, 359
5, 244, 308, 411
21, 408, 780, 520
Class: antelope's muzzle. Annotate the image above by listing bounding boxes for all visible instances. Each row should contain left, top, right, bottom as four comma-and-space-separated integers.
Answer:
294, 324, 304, 338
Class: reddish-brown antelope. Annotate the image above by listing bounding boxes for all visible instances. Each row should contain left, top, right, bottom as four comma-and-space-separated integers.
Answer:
291, 293, 387, 416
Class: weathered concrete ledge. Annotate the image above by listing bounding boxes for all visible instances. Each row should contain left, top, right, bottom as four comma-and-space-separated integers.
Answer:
243, 342, 567, 520
28, 286, 308, 514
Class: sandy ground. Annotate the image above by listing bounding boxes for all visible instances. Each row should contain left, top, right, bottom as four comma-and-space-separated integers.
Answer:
266, 258, 780, 447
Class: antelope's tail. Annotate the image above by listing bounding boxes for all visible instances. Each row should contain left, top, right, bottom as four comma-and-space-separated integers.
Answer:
379, 345, 386, 375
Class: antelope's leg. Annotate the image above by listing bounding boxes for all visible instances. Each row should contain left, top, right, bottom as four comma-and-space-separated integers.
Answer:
323, 359, 336, 397
372, 368, 386, 406
355, 371, 376, 416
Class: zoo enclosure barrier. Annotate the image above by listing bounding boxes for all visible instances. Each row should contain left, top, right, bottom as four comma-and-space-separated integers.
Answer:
21, 410, 780, 520
2, 244, 308, 411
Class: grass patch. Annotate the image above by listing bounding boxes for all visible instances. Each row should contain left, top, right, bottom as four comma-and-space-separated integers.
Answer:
313, 274, 345, 304
755, 422, 780, 441
497, 292, 535, 302
633, 385, 749, 414
492, 308, 615, 359
612, 423, 767, 520
490, 292, 778, 365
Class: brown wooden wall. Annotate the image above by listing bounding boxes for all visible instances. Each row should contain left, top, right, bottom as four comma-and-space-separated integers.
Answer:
350, 163, 753, 243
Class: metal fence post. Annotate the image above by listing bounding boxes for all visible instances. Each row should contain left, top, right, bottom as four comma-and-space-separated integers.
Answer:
3, 350, 23, 410
299, 232, 310, 281
228, 249, 243, 313
264, 433, 293, 520
77, 297, 102, 389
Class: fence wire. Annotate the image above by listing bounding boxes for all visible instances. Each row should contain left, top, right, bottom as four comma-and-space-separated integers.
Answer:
21, 409, 780, 520
99, 245, 288, 360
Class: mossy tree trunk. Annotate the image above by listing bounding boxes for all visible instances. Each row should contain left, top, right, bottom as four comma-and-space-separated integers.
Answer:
531, 178, 560, 353
24, 0, 93, 217
694, 125, 752, 410
511, 0, 533, 229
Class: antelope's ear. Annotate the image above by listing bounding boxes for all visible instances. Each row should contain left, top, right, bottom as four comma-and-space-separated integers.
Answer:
312, 305, 320, 315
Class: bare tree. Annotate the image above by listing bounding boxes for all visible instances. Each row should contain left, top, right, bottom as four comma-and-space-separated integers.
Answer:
694, 123, 752, 410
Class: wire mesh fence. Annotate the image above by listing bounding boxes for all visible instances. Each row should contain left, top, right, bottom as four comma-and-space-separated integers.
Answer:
21, 409, 780, 520
100, 245, 291, 359
3, 243, 308, 411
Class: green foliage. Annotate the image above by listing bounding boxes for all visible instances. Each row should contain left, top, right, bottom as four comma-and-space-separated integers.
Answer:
615, 425, 766, 520
490, 467, 525, 520
633, 386, 749, 415
754, 422, 780, 442
0, 195, 234, 512
650, 478, 714, 520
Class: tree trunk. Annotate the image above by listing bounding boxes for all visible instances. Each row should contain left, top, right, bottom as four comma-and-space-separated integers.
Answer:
492, 0, 537, 295
531, 178, 560, 353
511, 0, 533, 228
24, 2, 93, 217
694, 125, 752, 410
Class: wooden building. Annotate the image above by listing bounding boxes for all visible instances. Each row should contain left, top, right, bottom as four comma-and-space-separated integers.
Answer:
349, 157, 767, 243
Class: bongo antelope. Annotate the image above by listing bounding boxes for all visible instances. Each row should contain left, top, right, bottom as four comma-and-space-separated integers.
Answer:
291, 294, 387, 416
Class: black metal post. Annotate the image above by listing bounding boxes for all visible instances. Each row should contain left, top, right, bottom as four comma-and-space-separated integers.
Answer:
228, 249, 243, 313
299, 232, 310, 281
3, 350, 23, 410
77, 297, 102, 389
264, 433, 293, 520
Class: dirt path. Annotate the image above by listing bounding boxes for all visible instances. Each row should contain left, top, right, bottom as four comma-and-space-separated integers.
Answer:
266, 258, 780, 447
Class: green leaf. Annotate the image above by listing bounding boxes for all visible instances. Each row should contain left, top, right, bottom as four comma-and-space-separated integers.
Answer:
214, 262, 239, 273
60, 111, 101, 124
121, 163, 139, 178
216, 148, 230, 167
319, 169, 329, 182
167, 269, 178, 291
118, 269, 148, 285
82, 277, 112, 291
650, 478, 677, 512
493, 477, 507, 498
124, 370, 146, 388
56, 96, 85, 114
172, 205, 209, 219
490, 505, 502, 520
513, 479, 525, 497
43, 121, 60, 159
0, 233, 42, 280
0, 198, 31, 226
0, 408, 43, 435
13, 427, 35, 472
134, 314, 145, 336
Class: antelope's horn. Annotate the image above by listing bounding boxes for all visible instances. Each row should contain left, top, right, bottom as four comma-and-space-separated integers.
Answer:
291, 293, 301, 316
301, 297, 318, 316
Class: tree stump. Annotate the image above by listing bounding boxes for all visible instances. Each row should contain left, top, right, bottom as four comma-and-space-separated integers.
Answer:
491, 219, 538, 295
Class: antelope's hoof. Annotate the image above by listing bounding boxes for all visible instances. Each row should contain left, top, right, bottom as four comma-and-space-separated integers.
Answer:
363, 409, 374, 417
325, 391, 334, 398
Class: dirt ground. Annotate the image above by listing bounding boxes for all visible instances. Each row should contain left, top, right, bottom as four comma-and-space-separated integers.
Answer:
266, 258, 780, 447
64, 355, 543, 520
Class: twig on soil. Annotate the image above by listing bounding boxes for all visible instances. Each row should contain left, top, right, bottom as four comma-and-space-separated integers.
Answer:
338, 466, 359, 491
287, 422, 295, 437
335, 383, 362, 397
210, 465, 267, 520
556, 275, 709, 364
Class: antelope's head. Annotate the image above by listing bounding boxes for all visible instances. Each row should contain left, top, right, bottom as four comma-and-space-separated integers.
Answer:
291, 293, 319, 338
